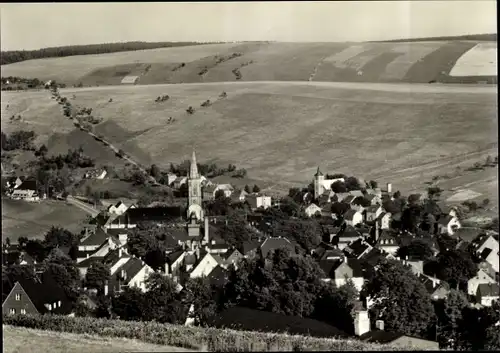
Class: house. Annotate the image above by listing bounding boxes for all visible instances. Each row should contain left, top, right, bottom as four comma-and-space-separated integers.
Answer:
365, 194, 381, 206
343, 195, 356, 205
476, 283, 500, 307
376, 230, 399, 255
365, 205, 383, 222
77, 228, 120, 263
313, 167, 345, 199
376, 212, 392, 230
165, 250, 186, 277
9, 180, 40, 202
349, 190, 364, 198
317, 247, 344, 261
260, 237, 295, 258
173, 176, 188, 189
437, 215, 461, 236
108, 255, 153, 294
468, 269, 497, 296
305, 203, 322, 218
84, 168, 107, 179
350, 197, 368, 213
207, 265, 230, 288
400, 258, 424, 276
336, 226, 362, 250
344, 238, 373, 259
231, 189, 248, 203
190, 252, 222, 278
203, 184, 234, 200
6, 176, 25, 190
2, 273, 72, 316
240, 240, 261, 258
319, 257, 365, 291
472, 235, 499, 273
221, 249, 244, 269
344, 209, 363, 227
77, 256, 105, 278
246, 194, 272, 210
107, 201, 133, 216
334, 192, 350, 202
359, 324, 439, 349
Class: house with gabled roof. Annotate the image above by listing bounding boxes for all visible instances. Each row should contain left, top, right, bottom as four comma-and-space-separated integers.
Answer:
376, 230, 399, 255
107, 201, 133, 216
173, 176, 188, 189
319, 257, 365, 291
437, 215, 461, 236
336, 226, 362, 250
221, 248, 244, 269
305, 203, 322, 218
77, 256, 105, 278
359, 325, 439, 349
476, 283, 499, 307
9, 180, 40, 201
334, 192, 350, 203
6, 176, 25, 190
260, 237, 295, 258
345, 238, 373, 260
190, 252, 222, 278
2, 273, 72, 316
376, 212, 392, 230
108, 206, 185, 229
240, 240, 261, 258
468, 268, 497, 296
207, 265, 230, 287
344, 209, 363, 227
472, 234, 499, 273
165, 250, 186, 277
108, 255, 153, 295
231, 189, 248, 203
365, 205, 383, 223
364, 194, 381, 206
343, 195, 356, 205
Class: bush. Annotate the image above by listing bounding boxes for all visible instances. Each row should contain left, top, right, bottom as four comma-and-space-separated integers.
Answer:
2, 314, 406, 351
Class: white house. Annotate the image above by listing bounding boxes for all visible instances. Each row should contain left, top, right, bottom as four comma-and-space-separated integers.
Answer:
190, 253, 220, 278
437, 215, 461, 236
166, 173, 179, 186
84, 169, 107, 180
9, 180, 39, 202
313, 167, 345, 199
344, 209, 363, 227
377, 212, 392, 230
365, 205, 383, 222
376, 231, 399, 255
108, 253, 153, 294
468, 269, 497, 296
332, 258, 365, 292
473, 235, 499, 273
107, 201, 134, 216
305, 203, 322, 218
246, 194, 272, 210
476, 283, 500, 307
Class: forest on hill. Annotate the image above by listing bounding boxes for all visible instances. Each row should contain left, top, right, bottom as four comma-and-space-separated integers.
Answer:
0, 41, 209, 65
372, 33, 497, 43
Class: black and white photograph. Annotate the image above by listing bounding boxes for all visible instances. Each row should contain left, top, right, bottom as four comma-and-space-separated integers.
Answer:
1, 1, 498, 351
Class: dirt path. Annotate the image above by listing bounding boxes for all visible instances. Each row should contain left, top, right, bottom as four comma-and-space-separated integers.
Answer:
66, 195, 100, 217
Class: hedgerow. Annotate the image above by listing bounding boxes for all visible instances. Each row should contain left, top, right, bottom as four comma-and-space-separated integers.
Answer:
3, 314, 423, 351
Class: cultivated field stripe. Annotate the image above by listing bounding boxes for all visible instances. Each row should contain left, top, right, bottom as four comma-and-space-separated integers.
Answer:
323, 45, 369, 67
449, 42, 497, 77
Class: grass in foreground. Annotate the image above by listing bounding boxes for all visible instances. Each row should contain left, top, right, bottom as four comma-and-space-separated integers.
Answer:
3, 314, 428, 351
2, 325, 196, 353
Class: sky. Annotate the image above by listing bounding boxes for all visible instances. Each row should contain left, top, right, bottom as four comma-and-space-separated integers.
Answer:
0, 1, 497, 51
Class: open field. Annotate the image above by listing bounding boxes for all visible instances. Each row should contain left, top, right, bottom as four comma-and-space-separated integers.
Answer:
3, 325, 195, 353
1, 41, 496, 86
1, 81, 497, 208
1, 198, 90, 241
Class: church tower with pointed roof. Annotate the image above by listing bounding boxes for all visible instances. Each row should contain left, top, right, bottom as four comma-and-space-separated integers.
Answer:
187, 149, 203, 220
314, 166, 325, 199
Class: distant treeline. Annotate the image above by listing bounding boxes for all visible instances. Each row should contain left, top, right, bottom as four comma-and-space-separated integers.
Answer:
1, 41, 210, 65
372, 33, 497, 43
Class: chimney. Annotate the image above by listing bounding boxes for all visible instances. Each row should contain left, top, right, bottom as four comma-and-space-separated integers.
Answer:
118, 247, 123, 258
375, 320, 384, 331
104, 281, 109, 296
204, 217, 209, 244
386, 183, 392, 194
354, 310, 371, 336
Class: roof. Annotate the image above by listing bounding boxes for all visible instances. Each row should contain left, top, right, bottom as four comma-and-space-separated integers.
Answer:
438, 215, 455, 226
240, 240, 261, 255
167, 250, 185, 264
77, 256, 105, 268
208, 265, 230, 287
222, 249, 244, 260
343, 209, 359, 220
80, 228, 108, 246
16, 180, 37, 191
477, 283, 500, 297
314, 166, 323, 177
345, 238, 371, 258
260, 237, 294, 258
366, 205, 381, 213
359, 330, 406, 344
343, 195, 356, 204
115, 257, 146, 285
339, 226, 361, 240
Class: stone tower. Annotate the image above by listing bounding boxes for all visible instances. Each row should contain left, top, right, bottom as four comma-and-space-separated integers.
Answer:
314, 166, 325, 199
187, 149, 203, 220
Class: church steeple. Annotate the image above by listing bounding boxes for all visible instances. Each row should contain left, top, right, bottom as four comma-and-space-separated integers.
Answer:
190, 148, 199, 179
314, 166, 323, 177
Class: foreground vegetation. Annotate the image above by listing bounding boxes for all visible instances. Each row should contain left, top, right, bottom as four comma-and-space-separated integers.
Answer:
3, 314, 415, 351
3, 325, 190, 353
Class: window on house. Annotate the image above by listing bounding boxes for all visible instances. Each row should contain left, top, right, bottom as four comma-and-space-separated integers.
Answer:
15, 294, 21, 301
21, 309, 26, 315
9, 308, 15, 315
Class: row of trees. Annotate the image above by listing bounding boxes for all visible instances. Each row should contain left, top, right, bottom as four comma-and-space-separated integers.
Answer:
1, 41, 203, 65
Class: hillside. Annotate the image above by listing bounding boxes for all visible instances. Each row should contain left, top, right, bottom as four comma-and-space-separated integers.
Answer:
1, 40, 496, 86
1, 81, 497, 206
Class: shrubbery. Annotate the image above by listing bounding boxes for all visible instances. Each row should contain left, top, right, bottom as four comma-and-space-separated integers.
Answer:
2, 314, 403, 351
1, 131, 36, 151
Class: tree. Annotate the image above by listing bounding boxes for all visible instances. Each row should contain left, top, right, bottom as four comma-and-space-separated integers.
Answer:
131, 170, 147, 185
344, 176, 361, 191
149, 164, 160, 179
214, 189, 226, 200
185, 277, 219, 326
331, 181, 347, 193
435, 250, 478, 290
5, 237, 11, 247
330, 202, 350, 217
224, 248, 325, 318
143, 272, 185, 324
43, 248, 80, 302
369, 180, 378, 189
85, 262, 110, 293
273, 218, 321, 253
362, 259, 435, 338
433, 289, 469, 349
37, 144, 48, 157
111, 286, 146, 321
219, 210, 256, 248
252, 184, 261, 193
25, 239, 48, 263
44, 226, 78, 249
482, 198, 490, 207
244, 184, 251, 193
397, 238, 434, 261
127, 229, 155, 258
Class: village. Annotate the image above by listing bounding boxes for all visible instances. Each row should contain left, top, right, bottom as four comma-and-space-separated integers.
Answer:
2, 148, 499, 350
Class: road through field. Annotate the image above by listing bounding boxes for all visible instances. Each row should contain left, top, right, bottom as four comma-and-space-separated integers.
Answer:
66, 196, 100, 217
58, 80, 497, 95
